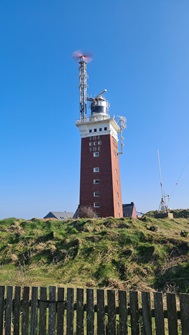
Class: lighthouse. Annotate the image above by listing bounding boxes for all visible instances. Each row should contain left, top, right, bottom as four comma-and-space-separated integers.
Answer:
73, 51, 126, 218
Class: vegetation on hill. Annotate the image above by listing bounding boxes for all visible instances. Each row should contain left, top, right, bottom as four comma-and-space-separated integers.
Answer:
0, 214, 189, 292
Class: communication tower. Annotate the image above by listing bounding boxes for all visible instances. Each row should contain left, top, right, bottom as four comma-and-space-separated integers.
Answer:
73, 50, 126, 218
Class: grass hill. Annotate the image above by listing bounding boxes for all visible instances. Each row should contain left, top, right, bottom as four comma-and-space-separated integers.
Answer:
0, 214, 189, 292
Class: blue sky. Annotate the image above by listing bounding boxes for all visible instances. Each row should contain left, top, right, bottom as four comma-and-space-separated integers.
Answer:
0, 0, 189, 219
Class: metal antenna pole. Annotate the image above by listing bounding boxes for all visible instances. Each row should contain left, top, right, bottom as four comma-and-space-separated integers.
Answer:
79, 57, 87, 120
157, 149, 164, 199
72, 50, 93, 120
157, 149, 169, 212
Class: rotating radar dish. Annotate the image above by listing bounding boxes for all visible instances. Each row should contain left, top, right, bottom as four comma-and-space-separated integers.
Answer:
72, 50, 93, 63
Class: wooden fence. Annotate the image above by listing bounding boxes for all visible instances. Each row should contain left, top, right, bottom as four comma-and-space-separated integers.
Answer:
0, 285, 189, 334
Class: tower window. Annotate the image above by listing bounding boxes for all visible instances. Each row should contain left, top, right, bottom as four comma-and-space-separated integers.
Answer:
98, 141, 102, 145
89, 142, 92, 146
94, 129, 97, 132
89, 129, 92, 133
99, 128, 102, 131
93, 179, 100, 184
104, 127, 107, 131
93, 167, 99, 173
93, 152, 99, 157
94, 202, 100, 208
93, 191, 100, 197
93, 142, 96, 145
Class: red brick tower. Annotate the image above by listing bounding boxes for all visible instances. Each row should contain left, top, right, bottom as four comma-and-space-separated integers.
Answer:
73, 51, 125, 218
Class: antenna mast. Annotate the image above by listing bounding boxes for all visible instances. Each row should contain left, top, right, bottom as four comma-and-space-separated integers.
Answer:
157, 149, 169, 212
117, 116, 127, 154
72, 50, 93, 120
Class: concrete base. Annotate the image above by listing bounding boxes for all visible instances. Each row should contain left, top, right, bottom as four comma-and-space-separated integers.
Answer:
154, 212, 174, 219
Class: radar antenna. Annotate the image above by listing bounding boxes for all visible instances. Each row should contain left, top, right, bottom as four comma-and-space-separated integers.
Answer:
72, 50, 93, 120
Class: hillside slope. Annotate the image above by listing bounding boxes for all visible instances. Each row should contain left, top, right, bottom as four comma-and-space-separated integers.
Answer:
0, 216, 189, 292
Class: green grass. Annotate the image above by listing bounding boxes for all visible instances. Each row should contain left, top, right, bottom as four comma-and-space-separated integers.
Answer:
0, 214, 189, 291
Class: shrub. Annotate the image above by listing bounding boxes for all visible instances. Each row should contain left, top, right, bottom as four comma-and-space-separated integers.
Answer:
79, 206, 97, 218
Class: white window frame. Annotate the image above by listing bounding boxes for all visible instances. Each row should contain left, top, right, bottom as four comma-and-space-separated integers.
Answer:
94, 202, 100, 208
93, 167, 99, 173
93, 191, 100, 197
93, 152, 99, 157
93, 179, 100, 184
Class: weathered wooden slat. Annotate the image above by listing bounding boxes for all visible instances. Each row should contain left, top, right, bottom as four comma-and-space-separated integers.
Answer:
118, 290, 128, 335
86, 288, 94, 335
76, 288, 84, 335
142, 292, 152, 335
107, 290, 116, 335
22, 286, 30, 335
57, 287, 65, 335
5, 286, 13, 335
97, 289, 105, 335
39, 287, 47, 335
166, 293, 178, 335
154, 292, 165, 335
179, 293, 189, 335
130, 291, 140, 335
13, 286, 21, 335
48, 286, 56, 335
0, 286, 5, 335
30, 287, 38, 335
67, 288, 74, 335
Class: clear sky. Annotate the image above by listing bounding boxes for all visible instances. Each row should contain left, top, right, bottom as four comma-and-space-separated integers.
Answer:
0, 0, 189, 219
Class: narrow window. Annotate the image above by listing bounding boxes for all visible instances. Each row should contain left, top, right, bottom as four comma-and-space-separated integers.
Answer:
93, 152, 99, 157
99, 128, 102, 131
93, 191, 100, 197
93, 167, 99, 173
98, 141, 102, 145
93, 179, 100, 184
94, 202, 100, 208
89, 129, 92, 133
94, 129, 97, 132
89, 142, 92, 146
104, 127, 107, 131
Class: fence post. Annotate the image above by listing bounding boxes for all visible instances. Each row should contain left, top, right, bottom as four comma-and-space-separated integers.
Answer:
130, 291, 140, 335
118, 290, 128, 335
67, 288, 74, 335
22, 286, 30, 335
57, 287, 65, 335
97, 289, 105, 335
48, 286, 56, 335
76, 288, 84, 335
0, 286, 5, 335
86, 288, 94, 335
154, 291, 165, 335
142, 291, 152, 335
13, 286, 21, 335
30, 286, 38, 335
107, 290, 116, 335
5, 286, 13, 335
39, 287, 47, 335
166, 293, 178, 335
180, 293, 189, 335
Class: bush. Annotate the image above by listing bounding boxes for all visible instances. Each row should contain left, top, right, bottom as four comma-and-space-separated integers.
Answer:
79, 206, 97, 218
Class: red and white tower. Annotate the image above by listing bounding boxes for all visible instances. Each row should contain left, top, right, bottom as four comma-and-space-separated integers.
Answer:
73, 51, 126, 218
